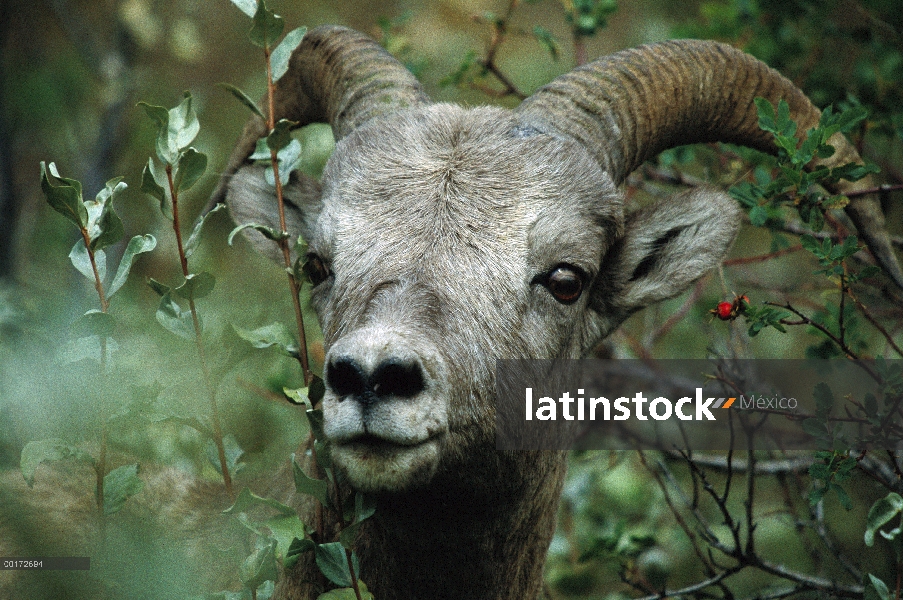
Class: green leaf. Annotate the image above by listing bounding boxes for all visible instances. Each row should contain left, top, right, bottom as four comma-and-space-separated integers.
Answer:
146, 277, 172, 297
218, 82, 264, 119
285, 537, 316, 571
339, 493, 377, 549
271, 27, 307, 81
224, 487, 296, 517
802, 418, 829, 438
799, 234, 821, 256
439, 50, 477, 88
318, 584, 373, 600
267, 119, 296, 152
315, 542, 356, 587
206, 434, 244, 478
169, 92, 201, 152
139, 93, 200, 163
230, 0, 257, 18
70, 309, 115, 338
40, 162, 88, 227
831, 483, 853, 510
228, 222, 290, 245
865, 574, 891, 600
240, 539, 279, 589
69, 238, 105, 284
103, 463, 145, 515
87, 177, 126, 251
174, 147, 207, 192
284, 387, 310, 406
748, 204, 768, 227
250, 138, 272, 161
267, 139, 302, 187
175, 271, 216, 300
139, 101, 177, 164
305, 408, 326, 441
108, 234, 156, 298
291, 453, 330, 508
261, 515, 309, 563
142, 158, 173, 219
233, 322, 298, 357
20, 439, 95, 487
284, 376, 325, 407
776, 99, 795, 137
532, 25, 560, 61
156, 293, 196, 340
250, 0, 285, 48
865, 493, 903, 546
184, 204, 225, 259
755, 97, 777, 133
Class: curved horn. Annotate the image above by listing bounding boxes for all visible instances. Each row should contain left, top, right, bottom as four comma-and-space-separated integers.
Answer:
516, 39, 903, 289
211, 25, 429, 205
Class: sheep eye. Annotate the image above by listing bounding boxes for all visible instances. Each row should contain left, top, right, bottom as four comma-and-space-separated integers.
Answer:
544, 265, 584, 304
303, 254, 331, 286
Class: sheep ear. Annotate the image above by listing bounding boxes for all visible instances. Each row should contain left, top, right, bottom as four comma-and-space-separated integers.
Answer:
590, 187, 740, 336
225, 164, 322, 264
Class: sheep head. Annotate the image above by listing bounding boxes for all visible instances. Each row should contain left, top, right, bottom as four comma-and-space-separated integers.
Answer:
216, 26, 901, 494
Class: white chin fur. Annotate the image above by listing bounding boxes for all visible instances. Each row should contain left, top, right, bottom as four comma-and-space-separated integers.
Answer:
332, 439, 441, 493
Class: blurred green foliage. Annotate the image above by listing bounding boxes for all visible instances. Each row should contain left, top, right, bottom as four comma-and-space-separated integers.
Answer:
1, 0, 902, 598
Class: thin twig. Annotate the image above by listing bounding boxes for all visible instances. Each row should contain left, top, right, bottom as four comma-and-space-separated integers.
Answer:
263, 43, 313, 386
166, 165, 233, 498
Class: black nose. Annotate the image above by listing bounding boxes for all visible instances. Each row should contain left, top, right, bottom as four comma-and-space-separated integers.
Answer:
326, 357, 425, 405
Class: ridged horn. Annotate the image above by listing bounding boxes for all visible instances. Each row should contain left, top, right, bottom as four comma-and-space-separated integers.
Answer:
211, 25, 429, 205
516, 39, 903, 290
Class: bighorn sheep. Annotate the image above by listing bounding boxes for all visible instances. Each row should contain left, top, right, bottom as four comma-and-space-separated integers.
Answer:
214, 25, 903, 599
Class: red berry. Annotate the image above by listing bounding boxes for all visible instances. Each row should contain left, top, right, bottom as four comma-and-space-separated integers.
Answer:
716, 301, 733, 320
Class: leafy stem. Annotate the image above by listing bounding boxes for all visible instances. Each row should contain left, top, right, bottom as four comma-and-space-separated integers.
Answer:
76, 223, 110, 517
163, 162, 234, 499
262, 39, 313, 386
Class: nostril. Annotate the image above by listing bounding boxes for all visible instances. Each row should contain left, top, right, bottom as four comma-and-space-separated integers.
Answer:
371, 359, 425, 398
326, 357, 367, 398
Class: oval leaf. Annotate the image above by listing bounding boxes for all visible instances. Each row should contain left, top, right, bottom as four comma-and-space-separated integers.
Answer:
271, 27, 307, 82
169, 92, 201, 152
218, 82, 265, 119
70, 309, 115, 338
233, 322, 297, 356
108, 234, 157, 298
230, 0, 257, 17
69, 238, 106, 284
20, 439, 95, 487
40, 162, 87, 227
142, 158, 173, 219
87, 177, 126, 251
240, 539, 279, 589
228, 222, 289, 245
103, 463, 145, 515
205, 434, 244, 477
266, 119, 296, 152
138, 101, 177, 164
185, 202, 225, 259
291, 453, 330, 509
314, 543, 355, 588
174, 147, 208, 191
156, 293, 195, 340
250, 0, 285, 48
175, 271, 216, 300
224, 487, 296, 517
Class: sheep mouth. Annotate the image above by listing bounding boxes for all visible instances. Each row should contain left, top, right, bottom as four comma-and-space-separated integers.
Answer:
330, 433, 444, 492
336, 432, 440, 455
